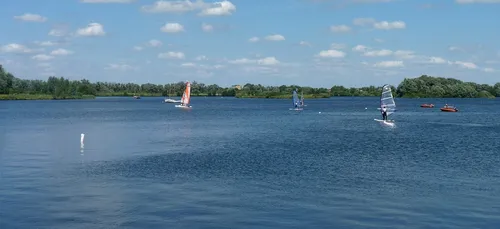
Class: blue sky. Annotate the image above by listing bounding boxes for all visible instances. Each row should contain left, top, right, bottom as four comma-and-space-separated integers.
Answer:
1, 0, 499, 87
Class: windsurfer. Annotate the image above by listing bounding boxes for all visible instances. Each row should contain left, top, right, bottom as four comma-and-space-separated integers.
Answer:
381, 106, 388, 120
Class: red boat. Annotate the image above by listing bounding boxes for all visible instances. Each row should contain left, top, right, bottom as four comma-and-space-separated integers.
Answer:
420, 104, 434, 108
440, 105, 458, 112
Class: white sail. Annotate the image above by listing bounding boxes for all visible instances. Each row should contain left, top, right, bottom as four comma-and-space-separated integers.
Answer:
380, 84, 396, 116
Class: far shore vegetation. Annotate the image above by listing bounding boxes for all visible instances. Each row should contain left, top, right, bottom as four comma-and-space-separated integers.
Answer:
1, 65, 499, 100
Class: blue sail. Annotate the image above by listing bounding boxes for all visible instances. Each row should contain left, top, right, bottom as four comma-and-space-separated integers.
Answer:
292, 89, 300, 107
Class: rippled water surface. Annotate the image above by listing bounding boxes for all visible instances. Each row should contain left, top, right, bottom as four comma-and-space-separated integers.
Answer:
1, 97, 500, 228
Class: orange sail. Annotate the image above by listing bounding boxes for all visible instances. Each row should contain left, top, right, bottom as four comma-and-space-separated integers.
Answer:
180, 81, 191, 105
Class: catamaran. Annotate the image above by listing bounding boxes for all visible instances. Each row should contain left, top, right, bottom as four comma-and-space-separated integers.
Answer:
289, 89, 303, 111
175, 81, 192, 109
375, 84, 396, 125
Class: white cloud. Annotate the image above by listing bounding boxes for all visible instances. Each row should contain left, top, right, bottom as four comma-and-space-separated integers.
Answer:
133, 46, 143, 51
158, 51, 185, 59
199, 0, 236, 16
448, 46, 463, 51
455, 0, 500, 3
32, 54, 54, 61
201, 23, 213, 32
181, 62, 196, 67
363, 49, 392, 57
228, 56, 280, 65
264, 34, 285, 41
299, 41, 312, 47
428, 57, 448, 64
35, 41, 58, 46
317, 49, 346, 58
352, 45, 369, 52
455, 61, 477, 69
483, 67, 495, 72
48, 29, 66, 37
373, 61, 403, 67
195, 55, 207, 61
393, 50, 415, 59
257, 57, 280, 65
373, 21, 406, 30
160, 23, 184, 33
141, 0, 207, 13
141, 0, 236, 16
14, 13, 47, 22
105, 64, 136, 70
248, 37, 259, 42
148, 39, 163, 47
352, 18, 376, 26
1, 43, 31, 53
76, 23, 105, 36
50, 48, 73, 55
331, 43, 346, 49
330, 25, 351, 33
80, 0, 134, 3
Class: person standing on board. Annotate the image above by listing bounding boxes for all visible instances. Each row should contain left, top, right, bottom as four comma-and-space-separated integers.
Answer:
381, 106, 388, 120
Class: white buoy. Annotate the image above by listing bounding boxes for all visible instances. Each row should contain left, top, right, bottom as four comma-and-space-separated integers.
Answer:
318, 112, 321, 114
80, 133, 85, 148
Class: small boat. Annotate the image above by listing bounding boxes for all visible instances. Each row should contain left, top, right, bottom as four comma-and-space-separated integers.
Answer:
440, 105, 458, 112
420, 104, 434, 108
175, 81, 192, 109
289, 88, 303, 111
133, 95, 141, 99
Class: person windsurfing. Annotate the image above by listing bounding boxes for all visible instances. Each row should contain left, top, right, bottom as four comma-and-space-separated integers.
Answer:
381, 105, 388, 121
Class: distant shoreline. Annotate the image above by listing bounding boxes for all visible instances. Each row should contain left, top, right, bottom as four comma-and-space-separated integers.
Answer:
0, 94, 95, 100
2, 93, 496, 101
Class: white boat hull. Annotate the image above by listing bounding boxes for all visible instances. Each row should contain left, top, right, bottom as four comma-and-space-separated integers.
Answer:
374, 119, 395, 126
175, 104, 192, 109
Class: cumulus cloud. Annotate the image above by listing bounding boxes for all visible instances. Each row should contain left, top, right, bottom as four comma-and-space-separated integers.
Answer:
141, 0, 236, 16
317, 50, 346, 58
201, 23, 213, 32
373, 61, 404, 67
248, 37, 259, 42
81, 0, 134, 3
160, 23, 184, 33
32, 54, 54, 61
264, 34, 285, 41
76, 23, 106, 36
50, 48, 73, 55
105, 64, 136, 70
1, 43, 31, 53
14, 13, 47, 22
228, 56, 280, 65
158, 51, 185, 59
330, 25, 351, 33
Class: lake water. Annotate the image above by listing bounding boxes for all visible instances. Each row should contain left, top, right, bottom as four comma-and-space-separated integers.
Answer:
1, 97, 499, 229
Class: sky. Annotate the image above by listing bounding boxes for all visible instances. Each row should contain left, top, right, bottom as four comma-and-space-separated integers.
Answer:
1, 0, 499, 87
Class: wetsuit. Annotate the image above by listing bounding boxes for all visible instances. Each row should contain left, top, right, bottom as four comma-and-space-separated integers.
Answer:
381, 107, 387, 120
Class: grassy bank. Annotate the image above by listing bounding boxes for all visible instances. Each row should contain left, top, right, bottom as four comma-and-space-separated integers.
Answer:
0, 94, 95, 100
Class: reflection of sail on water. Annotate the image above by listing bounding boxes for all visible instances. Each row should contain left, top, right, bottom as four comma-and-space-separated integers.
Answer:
380, 84, 396, 116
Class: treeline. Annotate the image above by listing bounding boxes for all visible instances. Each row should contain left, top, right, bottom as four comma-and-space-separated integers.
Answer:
1, 65, 499, 100
330, 75, 500, 98
235, 83, 330, 99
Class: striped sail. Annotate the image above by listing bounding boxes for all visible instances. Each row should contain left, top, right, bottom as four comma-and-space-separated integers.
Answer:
380, 84, 396, 116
